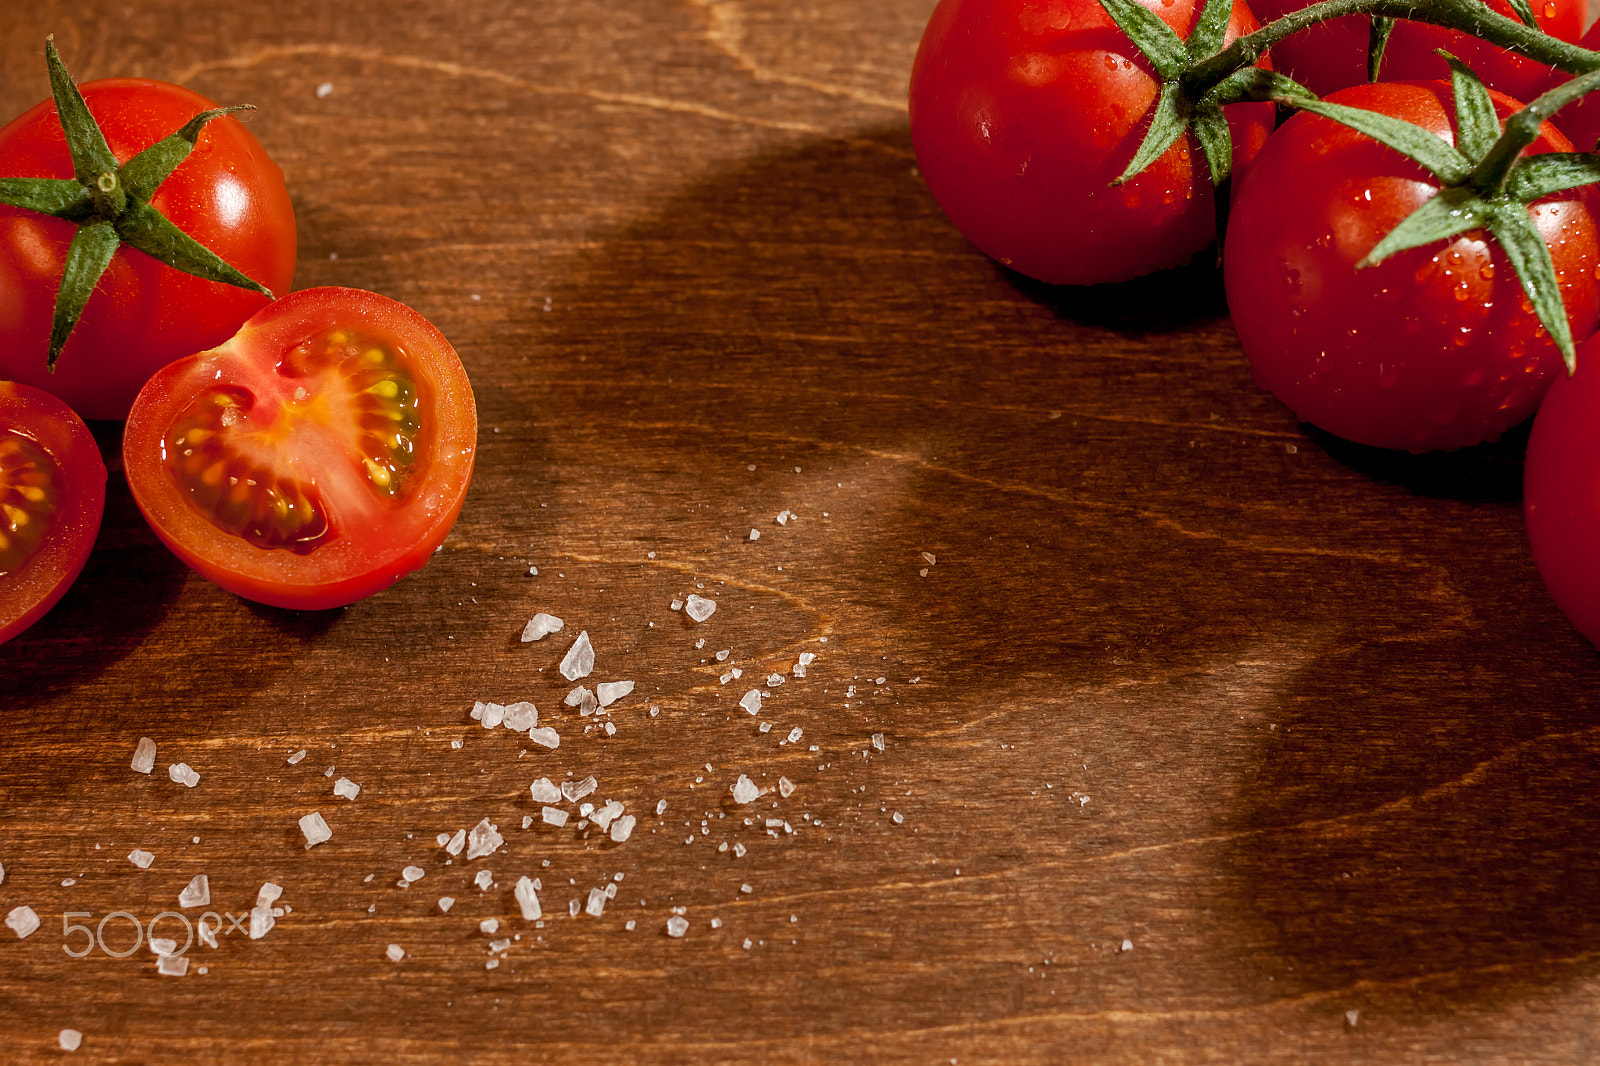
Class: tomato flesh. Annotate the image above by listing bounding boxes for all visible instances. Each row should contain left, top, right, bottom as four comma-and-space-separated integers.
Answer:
0, 381, 106, 644
125, 287, 476, 611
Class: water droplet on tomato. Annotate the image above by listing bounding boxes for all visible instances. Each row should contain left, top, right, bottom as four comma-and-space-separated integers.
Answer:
1479, 263, 1494, 280
1544, 0, 1557, 17
1280, 261, 1302, 294
1104, 54, 1118, 71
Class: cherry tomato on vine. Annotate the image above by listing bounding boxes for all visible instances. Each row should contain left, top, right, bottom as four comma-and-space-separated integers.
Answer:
123, 288, 477, 611
0, 77, 296, 420
0, 380, 106, 644
908, 0, 1276, 286
1249, 0, 1583, 103
1224, 80, 1600, 452
1525, 334, 1600, 650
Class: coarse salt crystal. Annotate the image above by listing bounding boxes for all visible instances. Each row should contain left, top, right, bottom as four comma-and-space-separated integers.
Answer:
798, 652, 815, 667
479, 917, 499, 935
59, 1029, 82, 1051
767, 673, 785, 687
333, 777, 360, 800
402, 865, 425, 882
529, 778, 561, 804
515, 876, 542, 920
872, 733, 886, 752
740, 884, 753, 894
785, 727, 803, 744
740, 689, 763, 716
300, 812, 332, 849
157, 954, 189, 977
561, 776, 597, 802
610, 815, 636, 843
542, 806, 569, 827
921, 552, 937, 565
596, 680, 634, 706
563, 686, 592, 708
1122, 938, 1134, 951
778, 776, 796, 798
475, 870, 494, 891
585, 888, 607, 917
560, 631, 595, 681
520, 613, 564, 642
503, 701, 538, 731
316, 81, 334, 98
257, 882, 283, 908
168, 763, 199, 788
465, 818, 504, 860
892, 812, 904, 824
480, 703, 506, 729
749, 529, 760, 541
179, 875, 210, 908
249, 906, 274, 940
131, 737, 157, 774
386, 944, 405, 962
149, 937, 178, 956
655, 799, 667, 815
6, 906, 39, 938
129, 849, 155, 869
734, 843, 747, 858
469, 702, 485, 721
445, 829, 467, 856
666, 916, 689, 938
527, 727, 560, 749
684, 595, 716, 622
592, 800, 625, 831
731, 775, 761, 805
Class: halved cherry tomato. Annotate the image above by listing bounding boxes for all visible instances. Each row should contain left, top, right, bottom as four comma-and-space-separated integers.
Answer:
0, 380, 106, 643
122, 287, 476, 610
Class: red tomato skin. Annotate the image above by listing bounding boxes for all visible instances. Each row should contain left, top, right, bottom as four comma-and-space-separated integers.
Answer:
1251, 0, 1582, 103
1548, 20, 1600, 153
1525, 337, 1600, 649
123, 288, 477, 611
1224, 81, 1600, 452
0, 79, 297, 421
908, 0, 1276, 285
0, 381, 106, 644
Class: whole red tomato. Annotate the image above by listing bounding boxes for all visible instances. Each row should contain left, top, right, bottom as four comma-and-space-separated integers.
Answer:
0, 380, 105, 644
908, 0, 1276, 286
124, 287, 477, 611
0, 79, 297, 420
1224, 81, 1600, 452
1250, 0, 1583, 103
1525, 335, 1600, 649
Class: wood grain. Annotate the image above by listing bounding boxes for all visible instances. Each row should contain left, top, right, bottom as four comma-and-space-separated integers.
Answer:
3, 1, 1600, 1063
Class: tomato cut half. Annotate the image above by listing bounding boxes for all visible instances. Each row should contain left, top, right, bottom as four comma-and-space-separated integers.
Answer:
123, 287, 477, 610
0, 380, 107, 644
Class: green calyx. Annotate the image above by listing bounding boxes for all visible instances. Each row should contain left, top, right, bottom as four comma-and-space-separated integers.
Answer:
0, 37, 273, 371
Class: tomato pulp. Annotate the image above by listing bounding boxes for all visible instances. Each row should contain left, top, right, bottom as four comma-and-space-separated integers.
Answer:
123, 288, 477, 610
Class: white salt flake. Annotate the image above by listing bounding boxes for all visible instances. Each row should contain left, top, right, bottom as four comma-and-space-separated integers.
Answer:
502, 701, 538, 731
798, 652, 815, 667
767, 673, 785, 688
666, 916, 689, 938
438, 897, 456, 913
785, 727, 803, 744
249, 906, 274, 940
445, 829, 467, 856
474, 870, 494, 891
131, 737, 157, 774
740, 884, 753, 894
670, 597, 684, 611
520, 613, 564, 642
316, 81, 334, 98
596, 680, 634, 706
1346, 1009, 1360, 1028
560, 631, 595, 681
529, 778, 561, 804
656, 799, 667, 816
0, 861, 5, 884
480, 703, 506, 730
402, 865, 426, 883
542, 806, 569, 827
479, 917, 500, 935
740, 689, 763, 716
6, 905, 39, 939
778, 776, 796, 798
731, 775, 761, 805
562, 776, 597, 803
256, 882, 283, 908
157, 954, 189, 977
333, 777, 360, 800
300, 811, 332, 849
515, 876, 542, 920
527, 727, 561, 749
684, 595, 717, 622
610, 815, 636, 843
128, 849, 155, 869
585, 888, 607, 917
563, 686, 592, 708
149, 937, 179, 957
749, 528, 760, 541
465, 818, 504, 860
469, 702, 485, 721
892, 811, 905, 825
59, 1029, 82, 1052
1122, 938, 1134, 951
592, 800, 625, 831
168, 762, 199, 788
921, 552, 937, 565
197, 919, 218, 949
386, 944, 405, 962
733, 843, 747, 858
179, 874, 210, 908
872, 733, 886, 752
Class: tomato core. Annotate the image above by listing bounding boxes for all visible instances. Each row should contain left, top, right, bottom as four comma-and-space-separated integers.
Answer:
0, 430, 60, 576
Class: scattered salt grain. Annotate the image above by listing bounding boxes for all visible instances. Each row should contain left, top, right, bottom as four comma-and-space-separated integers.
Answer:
892, 812, 904, 825
798, 652, 815, 667
515, 876, 542, 920
198, 919, 218, 949
300, 812, 332, 849
749, 529, 760, 541
465, 818, 504, 860
0, 861, 4, 884
6, 906, 39, 938
59, 1029, 82, 1052
670, 598, 684, 611
444, 829, 467, 856
560, 631, 595, 681
684, 595, 716, 622
740, 884, 753, 894
767, 674, 785, 687
610, 815, 636, 843
157, 954, 189, 977
127, 848, 157, 869
731, 775, 761, 805
1122, 938, 1134, 951
479, 917, 499, 935
168, 763, 200, 788
734, 843, 747, 858
149, 937, 178, 956
872, 733, 886, 752
778, 776, 796, 798
469, 702, 485, 721
711, 917, 723, 929
333, 777, 360, 800
656, 799, 667, 816
1346, 1009, 1360, 1028
776, 509, 792, 525
596, 680, 634, 706
586, 888, 607, 917
759, 722, 772, 733
529, 778, 561, 803
503, 701, 538, 731
131, 737, 157, 774
740, 689, 763, 715
438, 897, 455, 913
562, 776, 597, 802
480, 703, 506, 729
921, 552, 937, 565
402, 865, 426, 883
316, 81, 334, 98
568, 899, 581, 918
666, 916, 689, 938
386, 944, 405, 962
179, 875, 210, 908
563, 686, 592, 708
592, 800, 625, 831
520, 613, 564, 642
527, 727, 561, 749
542, 806, 569, 827
474, 870, 494, 891
785, 727, 803, 744
249, 907, 274, 940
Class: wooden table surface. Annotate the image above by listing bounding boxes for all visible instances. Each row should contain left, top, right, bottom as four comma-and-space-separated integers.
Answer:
4, 1, 1600, 1063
